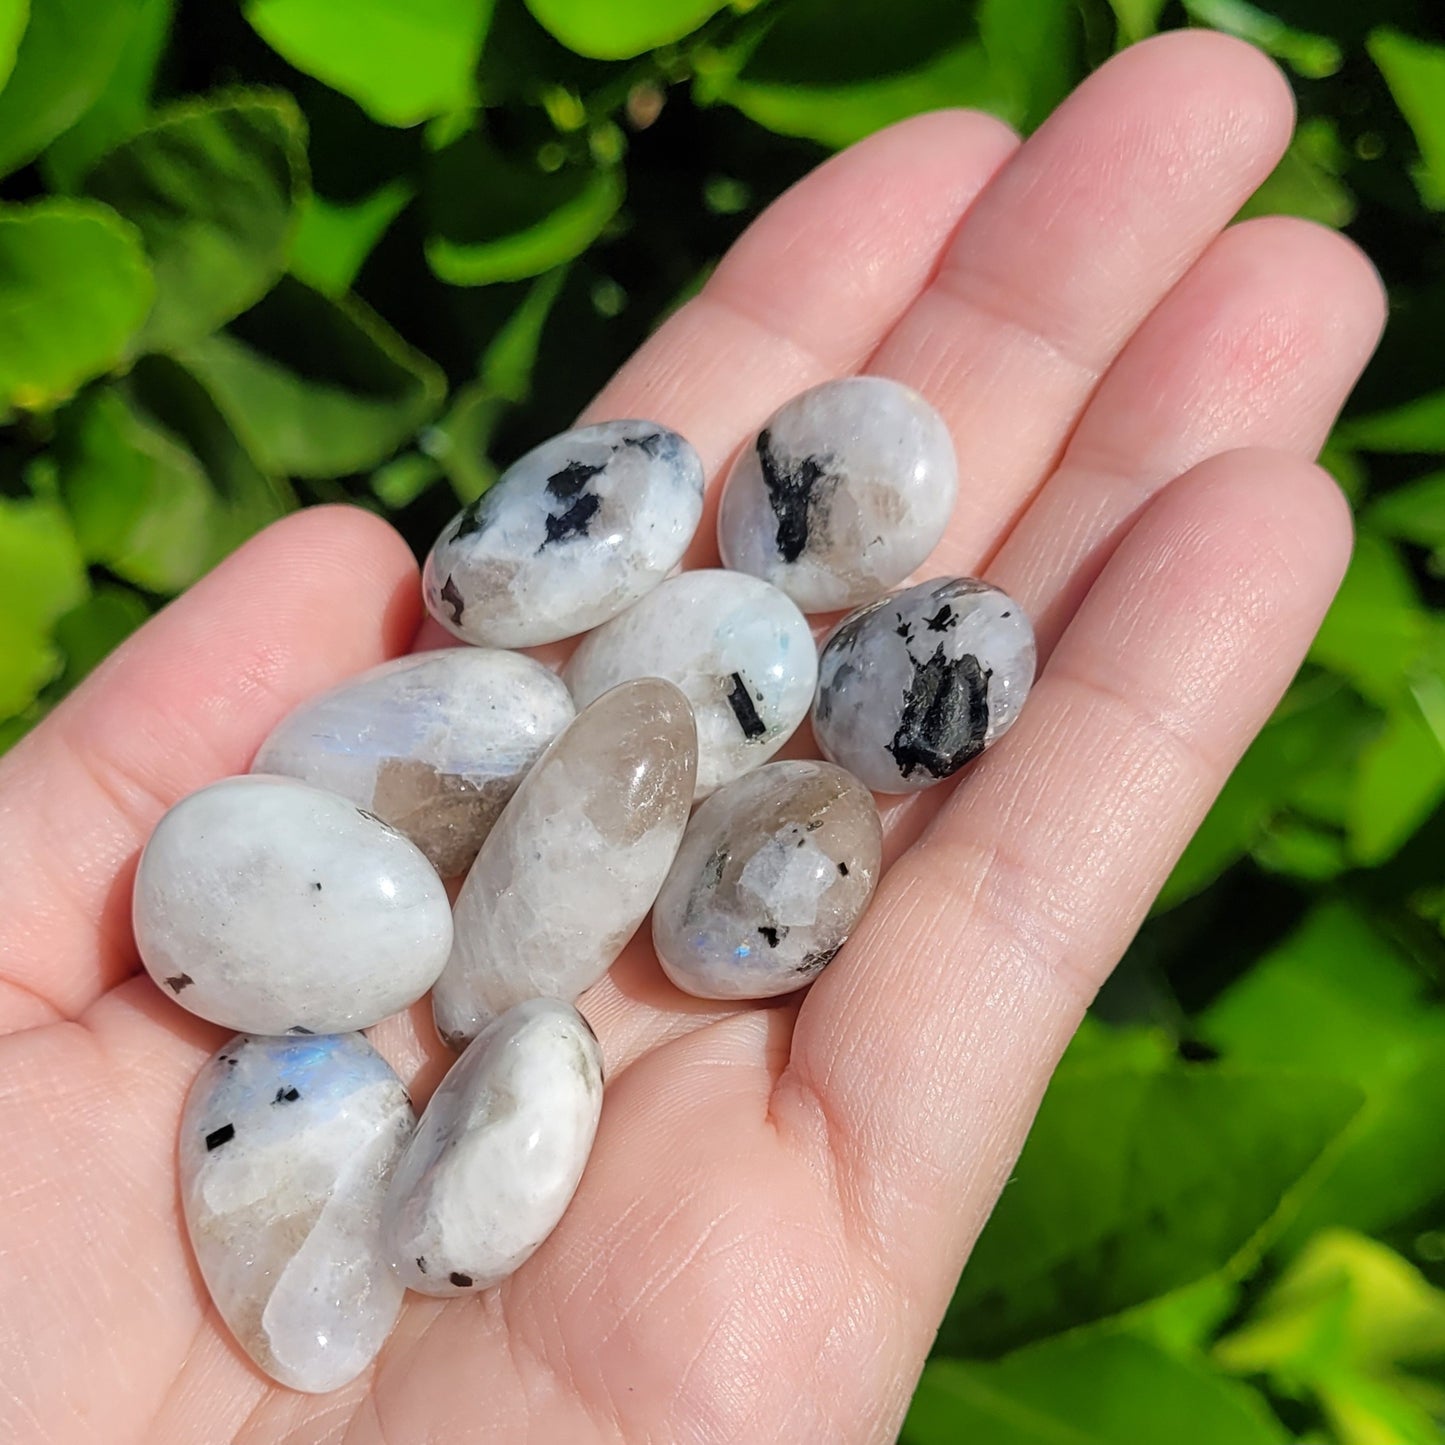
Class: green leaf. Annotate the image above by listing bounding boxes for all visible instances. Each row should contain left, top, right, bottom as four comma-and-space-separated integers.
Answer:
1349, 700, 1445, 864
1346, 391, 1445, 454
177, 275, 445, 478
425, 129, 622, 285
245, 0, 495, 127
40, 0, 171, 192
1108, 0, 1167, 44
905, 1336, 1290, 1445
0, 496, 88, 718
524, 0, 727, 59
1369, 28, 1445, 210
978, 0, 1079, 133
56, 388, 217, 592
51, 585, 151, 690
0, 0, 143, 178
0, 0, 27, 92
1237, 118, 1356, 228
939, 1042, 1363, 1356
1203, 904, 1445, 1243
1184, 0, 1341, 79
83, 92, 309, 352
291, 180, 413, 296
0, 200, 153, 415
1368, 469, 1445, 553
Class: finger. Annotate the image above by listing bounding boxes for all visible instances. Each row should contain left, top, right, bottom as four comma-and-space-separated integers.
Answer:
987, 215, 1386, 653
867, 31, 1294, 562
0, 506, 420, 1029
778, 448, 1351, 1326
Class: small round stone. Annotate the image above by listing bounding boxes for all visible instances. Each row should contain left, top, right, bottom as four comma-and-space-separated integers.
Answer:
180, 1032, 414, 1393
717, 376, 957, 612
422, 419, 705, 648
563, 569, 817, 798
812, 576, 1034, 794
653, 760, 882, 1000
134, 775, 454, 1034
252, 648, 576, 877
383, 999, 604, 1298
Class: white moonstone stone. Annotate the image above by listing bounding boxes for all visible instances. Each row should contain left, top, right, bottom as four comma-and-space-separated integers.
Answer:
135, 775, 453, 1034
384, 999, 603, 1297
422, 420, 705, 648
431, 678, 696, 1050
180, 1032, 414, 1392
653, 761, 882, 999
251, 648, 575, 877
812, 577, 1035, 793
717, 376, 957, 612
563, 569, 817, 798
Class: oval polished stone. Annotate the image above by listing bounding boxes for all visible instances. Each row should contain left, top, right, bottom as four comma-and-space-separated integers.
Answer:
422, 420, 705, 648
135, 775, 454, 1034
384, 999, 602, 1297
813, 576, 1035, 793
563, 569, 817, 798
252, 648, 575, 877
431, 678, 696, 1051
653, 760, 882, 1000
181, 1032, 414, 1392
717, 376, 957, 613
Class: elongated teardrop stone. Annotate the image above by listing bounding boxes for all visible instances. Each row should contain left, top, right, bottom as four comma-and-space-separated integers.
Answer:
135, 775, 453, 1034
384, 999, 602, 1297
180, 1032, 414, 1392
812, 577, 1034, 793
431, 678, 696, 1050
653, 760, 882, 999
252, 648, 575, 877
717, 376, 957, 612
422, 420, 705, 648
563, 569, 816, 798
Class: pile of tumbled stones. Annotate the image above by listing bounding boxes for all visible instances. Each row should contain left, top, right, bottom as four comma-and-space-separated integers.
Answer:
132, 375, 1036, 1393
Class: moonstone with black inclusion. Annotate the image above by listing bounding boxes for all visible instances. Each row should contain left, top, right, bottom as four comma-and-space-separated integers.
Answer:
422, 419, 705, 648
717, 376, 957, 613
812, 577, 1035, 794
179, 1032, 414, 1392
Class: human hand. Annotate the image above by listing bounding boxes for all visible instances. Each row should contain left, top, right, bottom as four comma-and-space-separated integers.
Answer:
0, 31, 1385, 1445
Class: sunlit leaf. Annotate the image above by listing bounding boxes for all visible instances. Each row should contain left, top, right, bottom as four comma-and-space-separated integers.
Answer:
1369, 28, 1445, 209
291, 180, 413, 296
0, 0, 28, 93
524, 0, 728, 60
0, 200, 153, 416
1238, 118, 1356, 227
1185, 0, 1341, 78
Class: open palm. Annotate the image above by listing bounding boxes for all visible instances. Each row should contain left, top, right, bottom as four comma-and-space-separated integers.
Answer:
0, 33, 1385, 1445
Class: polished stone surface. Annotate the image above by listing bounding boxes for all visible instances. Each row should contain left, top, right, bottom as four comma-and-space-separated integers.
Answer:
180, 1032, 414, 1392
431, 679, 696, 1050
135, 775, 453, 1034
717, 376, 957, 612
563, 569, 816, 798
252, 648, 575, 877
422, 420, 704, 648
653, 761, 881, 999
812, 577, 1034, 793
384, 999, 603, 1297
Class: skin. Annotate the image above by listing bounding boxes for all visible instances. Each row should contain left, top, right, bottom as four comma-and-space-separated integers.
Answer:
0, 33, 1386, 1445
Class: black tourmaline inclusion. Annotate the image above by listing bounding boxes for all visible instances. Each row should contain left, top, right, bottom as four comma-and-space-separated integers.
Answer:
756, 429, 831, 563
886, 648, 990, 780
725, 672, 767, 740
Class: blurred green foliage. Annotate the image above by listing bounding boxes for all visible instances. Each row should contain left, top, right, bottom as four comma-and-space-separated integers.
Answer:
0, 0, 1442, 1438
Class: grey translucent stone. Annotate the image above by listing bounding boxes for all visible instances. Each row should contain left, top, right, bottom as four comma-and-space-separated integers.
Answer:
563, 569, 817, 799
422, 420, 705, 648
384, 999, 603, 1297
180, 1032, 414, 1393
135, 775, 454, 1034
717, 376, 957, 613
812, 577, 1034, 794
653, 761, 882, 1000
251, 648, 575, 877
431, 678, 696, 1051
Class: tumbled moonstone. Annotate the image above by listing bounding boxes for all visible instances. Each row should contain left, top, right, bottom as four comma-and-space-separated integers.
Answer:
180, 1032, 414, 1392
431, 678, 696, 1051
653, 760, 882, 1000
135, 775, 454, 1034
717, 376, 957, 613
563, 569, 817, 798
421, 420, 705, 648
384, 999, 603, 1297
813, 576, 1035, 794
251, 648, 575, 877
